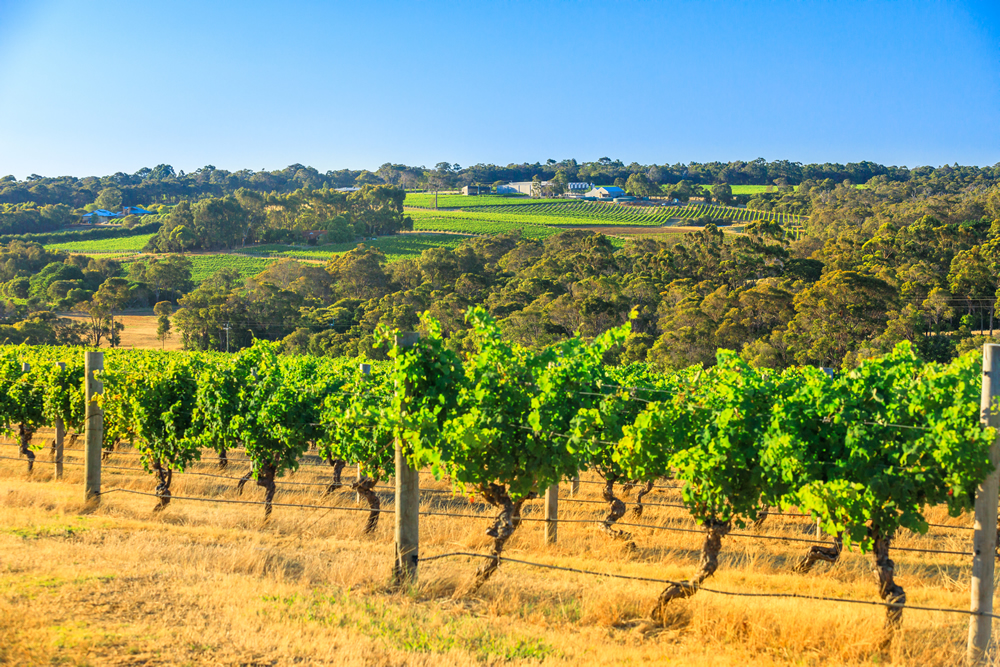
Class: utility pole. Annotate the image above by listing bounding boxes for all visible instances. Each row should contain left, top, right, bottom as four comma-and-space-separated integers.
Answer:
222, 323, 231, 353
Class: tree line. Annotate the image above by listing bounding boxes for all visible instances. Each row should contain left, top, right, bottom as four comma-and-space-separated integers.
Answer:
158, 168, 1000, 370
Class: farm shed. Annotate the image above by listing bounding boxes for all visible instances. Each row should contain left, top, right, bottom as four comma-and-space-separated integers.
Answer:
496, 181, 536, 195
461, 185, 491, 195
584, 186, 626, 199
80, 209, 122, 223
122, 206, 153, 216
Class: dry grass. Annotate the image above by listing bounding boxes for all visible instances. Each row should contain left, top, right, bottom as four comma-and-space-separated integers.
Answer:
61, 313, 184, 351
0, 435, 990, 666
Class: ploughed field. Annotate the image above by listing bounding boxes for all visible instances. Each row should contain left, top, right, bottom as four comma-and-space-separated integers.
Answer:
0, 437, 981, 667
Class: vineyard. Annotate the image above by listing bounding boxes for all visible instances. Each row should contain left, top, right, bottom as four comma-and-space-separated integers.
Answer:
43, 232, 157, 254
1, 309, 999, 664
408, 201, 802, 232
408, 211, 558, 239
185, 253, 278, 283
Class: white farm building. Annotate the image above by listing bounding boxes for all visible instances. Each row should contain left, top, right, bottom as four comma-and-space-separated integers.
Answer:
496, 181, 542, 195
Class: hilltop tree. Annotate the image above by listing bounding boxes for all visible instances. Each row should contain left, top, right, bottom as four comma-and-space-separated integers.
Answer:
95, 187, 123, 211
625, 173, 659, 198
713, 183, 734, 206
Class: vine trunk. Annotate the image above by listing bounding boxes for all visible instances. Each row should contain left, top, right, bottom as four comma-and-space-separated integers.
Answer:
18, 423, 35, 473
870, 526, 905, 646
351, 476, 380, 533
325, 457, 347, 494
599, 477, 635, 549
472, 483, 535, 591
151, 460, 172, 512
651, 521, 730, 624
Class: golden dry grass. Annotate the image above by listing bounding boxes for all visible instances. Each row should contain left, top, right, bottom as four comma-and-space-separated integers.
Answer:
0, 433, 992, 666
61, 314, 184, 351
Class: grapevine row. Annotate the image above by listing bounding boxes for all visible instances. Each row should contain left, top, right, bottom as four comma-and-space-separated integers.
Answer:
0, 315, 990, 632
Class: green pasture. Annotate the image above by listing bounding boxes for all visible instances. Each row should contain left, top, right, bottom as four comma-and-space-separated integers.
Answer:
704, 184, 789, 195
235, 233, 471, 263
404, 193, 566, 208
45, 233, 156, 253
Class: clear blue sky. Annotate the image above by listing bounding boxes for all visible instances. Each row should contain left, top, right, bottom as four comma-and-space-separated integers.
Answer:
0, 0, 997, 178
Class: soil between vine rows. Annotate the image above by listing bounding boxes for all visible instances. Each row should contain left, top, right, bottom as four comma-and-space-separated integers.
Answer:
0, 434, 980, 666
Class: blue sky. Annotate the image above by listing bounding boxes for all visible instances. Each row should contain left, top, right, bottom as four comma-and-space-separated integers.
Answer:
0, 0, 997, 178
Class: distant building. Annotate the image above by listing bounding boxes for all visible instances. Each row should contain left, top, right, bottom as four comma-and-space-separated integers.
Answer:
300, 230, 328, 243
122, 206, 153, 216
496, 181, 535, 195
462, 185, 491, 195
584, 186, 626, 199
80, 209, 121, 224
334, 187, 361, 193
567, 182, 593, 192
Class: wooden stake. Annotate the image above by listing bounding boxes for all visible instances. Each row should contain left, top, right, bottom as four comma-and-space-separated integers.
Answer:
393, 333, 420, 586
544, 484, 558, 544
53, 362, 65, 480
84, 351, 104, 504
968, 344, 1000, 666
571, 473, 580, 496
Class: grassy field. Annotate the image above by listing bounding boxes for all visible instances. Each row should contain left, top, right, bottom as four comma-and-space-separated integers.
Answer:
236, 233, 472, 263
404, 194, 566, 208
704, 184, 787, 195
45, 233, 156, 253
0, 442, 979, 666
60, 312, 184, 351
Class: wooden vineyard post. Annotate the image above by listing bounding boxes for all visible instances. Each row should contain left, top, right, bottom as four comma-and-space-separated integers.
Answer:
53, 362, 65, 479
571, 473, 580, 496
357, 363, 371, 503
969, 344, 1000, 666
393, 333, 420, 587
84, 351, 104, 504
544, 484, 558, 545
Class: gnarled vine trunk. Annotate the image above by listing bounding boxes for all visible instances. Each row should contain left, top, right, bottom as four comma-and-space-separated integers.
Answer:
870, 526, 905, 643
752, 504, 770, 530
152, 460, 172, 512
351, 476, 380, 533
325, 457, 347, 494
236, 467, 254, 494
651, 521, 730, 624
472, 483, 535, 591
218, 447, 228, 470
794, 533, 843, 573
18, 423, 35, 473
101, 437, 121, 463
257, 463, 277, 519
599, 478, 636, 549
629, 480, 655, 518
